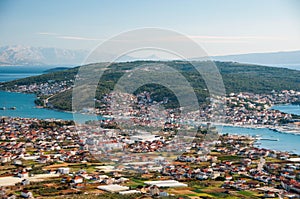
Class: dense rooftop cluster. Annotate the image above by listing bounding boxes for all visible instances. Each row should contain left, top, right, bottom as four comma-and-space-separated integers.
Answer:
0, 117, 299, 198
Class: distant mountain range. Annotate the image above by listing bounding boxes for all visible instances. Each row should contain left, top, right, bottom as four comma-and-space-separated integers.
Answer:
0, 45, 87, 66
212, 50, 300, 69
0, 45, 165, 66
1, 45, 300, 69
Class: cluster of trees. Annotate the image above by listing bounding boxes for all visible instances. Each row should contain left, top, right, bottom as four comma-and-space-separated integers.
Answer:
29, 120, 75, 129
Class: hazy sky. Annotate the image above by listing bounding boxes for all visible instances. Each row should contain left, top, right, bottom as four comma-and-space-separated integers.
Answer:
1, 0, 300, 56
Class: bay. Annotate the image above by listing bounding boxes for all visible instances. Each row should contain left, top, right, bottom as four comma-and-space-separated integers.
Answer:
220, 126, 300, 154
0, 66, 72, 82
0, 66, 46, 82
221, 105, 300, 154
0, 91, 100, 122
271, 104, 300, 115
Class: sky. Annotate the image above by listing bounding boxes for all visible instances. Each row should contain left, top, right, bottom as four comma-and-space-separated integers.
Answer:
0, 0, 300, 56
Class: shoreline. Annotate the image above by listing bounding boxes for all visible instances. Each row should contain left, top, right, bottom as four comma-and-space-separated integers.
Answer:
1, 116, 300, 155
1, 90, 299, 135
215, 122, 300, 136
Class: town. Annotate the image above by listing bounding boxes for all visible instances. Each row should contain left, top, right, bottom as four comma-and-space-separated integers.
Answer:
1, 78, 300, 198
3, 77, 300, 134
0, 112, 300, 198
1, 0, 300, 198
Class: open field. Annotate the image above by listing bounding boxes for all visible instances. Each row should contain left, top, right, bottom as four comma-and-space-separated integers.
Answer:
0, 174, 60, 186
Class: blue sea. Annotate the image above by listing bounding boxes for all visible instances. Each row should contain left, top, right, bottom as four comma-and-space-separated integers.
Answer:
271, 104, 300, 115
0, 66, 100, 122
0, 91, 101, 122
220, 126, 300, 154
0, 66, 56, 82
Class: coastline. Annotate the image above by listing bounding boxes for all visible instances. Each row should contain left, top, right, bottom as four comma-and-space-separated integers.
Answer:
216, 122, 300, 136
1, 90, 299, 135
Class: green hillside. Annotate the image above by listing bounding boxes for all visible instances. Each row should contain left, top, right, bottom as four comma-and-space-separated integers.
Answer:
1, 61, 299, 111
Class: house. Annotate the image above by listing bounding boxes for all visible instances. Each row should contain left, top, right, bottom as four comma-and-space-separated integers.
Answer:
75, 183, 85, 189
264, 192, 276, 198
149, 186, 160, 196
20, 190, 33, 198
103, 178, 115, 185
115, 177, 129, 183
61, 176, 72, 183
37, 155, 51, 164
225, 176, 233, 181
196, 174, 208, 180
57, 167, 70, 174
160, 191, 169, 197
98, 175, 109, 182
7, 193, 16, 199
140, 186, 149, 194
13, 159, 22, 166
73, 176, 83, 184
1, 155, 11, 163
78, 170, 89, 178
21, 179, 30, 186
18, 171, 29, 178
211, 171, 221, 179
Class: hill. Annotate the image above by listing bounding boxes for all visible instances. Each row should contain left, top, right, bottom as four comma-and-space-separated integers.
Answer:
43, 67, 70, 73
1, 61, 299, 111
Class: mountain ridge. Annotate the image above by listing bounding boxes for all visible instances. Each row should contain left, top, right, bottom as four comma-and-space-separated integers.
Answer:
211, 50, 300, 67
0, 45, 87, 66
1, 45, 300, 69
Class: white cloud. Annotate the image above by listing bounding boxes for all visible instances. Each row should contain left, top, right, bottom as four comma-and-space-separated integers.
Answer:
189, 35, 286, 41
37, 32, 102, 41
37, 32, 59, 36
56, 36, 102, 41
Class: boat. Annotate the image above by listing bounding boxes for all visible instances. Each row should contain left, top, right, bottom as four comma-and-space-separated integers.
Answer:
8, 107, 16, 110
259, 138, 279, 141
269, 128, 279, 132
0, 107, 6, 110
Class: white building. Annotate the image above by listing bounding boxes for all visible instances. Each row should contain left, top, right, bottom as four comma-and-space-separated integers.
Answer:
20, 190, 33, 198
57, 167, 70, 174
97, 184, 129, 193
144, 180, 187, 188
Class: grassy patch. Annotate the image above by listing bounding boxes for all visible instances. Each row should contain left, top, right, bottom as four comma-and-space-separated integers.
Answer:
210, 192, 228, 198
193, 189, 203, 193
238, 190, 255, 197
124, 178, 144, 188
218, 155, 242, 161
